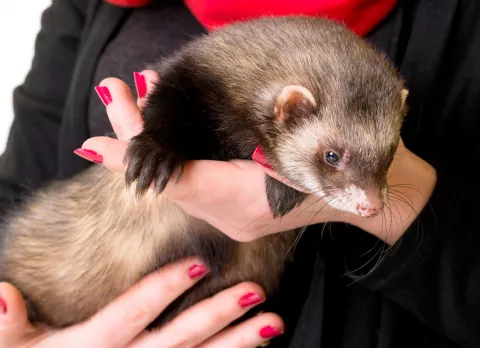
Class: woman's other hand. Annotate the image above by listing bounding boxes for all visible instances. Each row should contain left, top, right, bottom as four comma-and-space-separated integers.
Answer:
0, 258, 283, 347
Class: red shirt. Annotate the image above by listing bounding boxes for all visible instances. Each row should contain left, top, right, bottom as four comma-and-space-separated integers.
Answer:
104, 0, 397, 36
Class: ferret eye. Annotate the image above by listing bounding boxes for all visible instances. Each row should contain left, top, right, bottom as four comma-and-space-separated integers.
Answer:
325, 151, 340, 165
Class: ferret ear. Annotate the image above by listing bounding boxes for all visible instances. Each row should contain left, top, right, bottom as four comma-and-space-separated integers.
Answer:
401, 89, 409, 109
274, 85, 317, 123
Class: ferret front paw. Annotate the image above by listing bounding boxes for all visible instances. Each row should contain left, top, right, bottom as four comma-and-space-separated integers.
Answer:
124, 131, 184, 197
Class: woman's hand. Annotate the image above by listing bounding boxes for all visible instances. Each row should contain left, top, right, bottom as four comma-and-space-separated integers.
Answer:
79, 70, 437, 245
0, 257, 284, 347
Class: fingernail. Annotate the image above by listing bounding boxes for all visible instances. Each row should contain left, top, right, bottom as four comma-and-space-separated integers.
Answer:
95, 86, 112, 106
259, 326, 283, 339
0, 296, 7, 314
74, 148, 103, 164
188, 264, 209, 279
252, 146, 273, 170
134, 72, 147, 98
239, 292, 264, 308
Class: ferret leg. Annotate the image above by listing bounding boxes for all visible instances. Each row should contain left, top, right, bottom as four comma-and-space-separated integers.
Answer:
124, 72, 215, 197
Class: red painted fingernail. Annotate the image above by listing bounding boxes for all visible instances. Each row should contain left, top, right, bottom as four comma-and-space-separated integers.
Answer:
0, 297, 7, 314
95, 86, 112, 106
239, 292, 264, 308
134, 72, 147, 98
188, 264, 209, 279
252, 146, 273, 170
259, 326, 283, 339
74, 148, 103, 164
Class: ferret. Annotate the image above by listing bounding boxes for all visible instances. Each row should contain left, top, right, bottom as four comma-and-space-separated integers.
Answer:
0, 16, 408, 330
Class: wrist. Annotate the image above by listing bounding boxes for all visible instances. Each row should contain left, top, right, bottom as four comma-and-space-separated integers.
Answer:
338, 146, 437, 245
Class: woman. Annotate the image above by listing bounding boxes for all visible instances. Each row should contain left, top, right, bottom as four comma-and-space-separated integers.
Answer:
0, 0, 478, 347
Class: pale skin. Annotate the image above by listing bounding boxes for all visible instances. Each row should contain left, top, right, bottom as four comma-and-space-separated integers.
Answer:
0, 70, 437, 347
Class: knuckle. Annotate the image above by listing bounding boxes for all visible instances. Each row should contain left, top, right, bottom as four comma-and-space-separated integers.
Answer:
147, 271, 181, 295
163, 276, 189, 295
200, 297, 237, 325
207, 307, 233, 326
126, 302, 152, 328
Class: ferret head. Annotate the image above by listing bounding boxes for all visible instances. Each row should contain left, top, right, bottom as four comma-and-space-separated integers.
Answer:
265, 83, 408, 218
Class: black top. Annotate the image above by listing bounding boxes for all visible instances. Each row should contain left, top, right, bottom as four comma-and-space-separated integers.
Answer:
1, 0, 479, 347
88, 1, 206, 137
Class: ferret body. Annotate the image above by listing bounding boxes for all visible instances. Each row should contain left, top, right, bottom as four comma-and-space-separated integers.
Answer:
1, 165, 291, 328
0, 16, 407, 329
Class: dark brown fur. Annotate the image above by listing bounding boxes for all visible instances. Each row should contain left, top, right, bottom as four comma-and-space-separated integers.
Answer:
0, 16, 407, 330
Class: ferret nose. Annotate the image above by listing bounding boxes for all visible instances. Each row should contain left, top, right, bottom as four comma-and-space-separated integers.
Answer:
347, 184, 385, 217
355, 202, 382, 217
356, 204, 380, 217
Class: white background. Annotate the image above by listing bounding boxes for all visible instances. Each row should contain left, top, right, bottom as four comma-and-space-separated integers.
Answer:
0, 1, 51, 153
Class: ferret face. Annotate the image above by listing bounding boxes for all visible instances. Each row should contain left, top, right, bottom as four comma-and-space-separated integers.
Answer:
271, 85, 407, 218
274, 119, 398, 217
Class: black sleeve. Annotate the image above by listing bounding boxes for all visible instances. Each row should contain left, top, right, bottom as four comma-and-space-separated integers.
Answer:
358, 1, 480, 346
0, 0, 88, 214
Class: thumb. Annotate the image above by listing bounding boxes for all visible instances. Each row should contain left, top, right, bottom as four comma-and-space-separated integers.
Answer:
0, 282, 35, 345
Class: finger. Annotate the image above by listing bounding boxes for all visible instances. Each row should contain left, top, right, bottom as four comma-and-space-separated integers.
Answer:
81, 136, 128, 173
132, 282, 266, 348
0, 282, 36, 346
77, 257, 210, 348
198, 312, 284, 348
96, 77, 144, 141
134, 70, 160, 110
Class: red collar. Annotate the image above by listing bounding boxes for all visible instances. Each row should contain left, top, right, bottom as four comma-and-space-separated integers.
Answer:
105, 0, 397, 37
